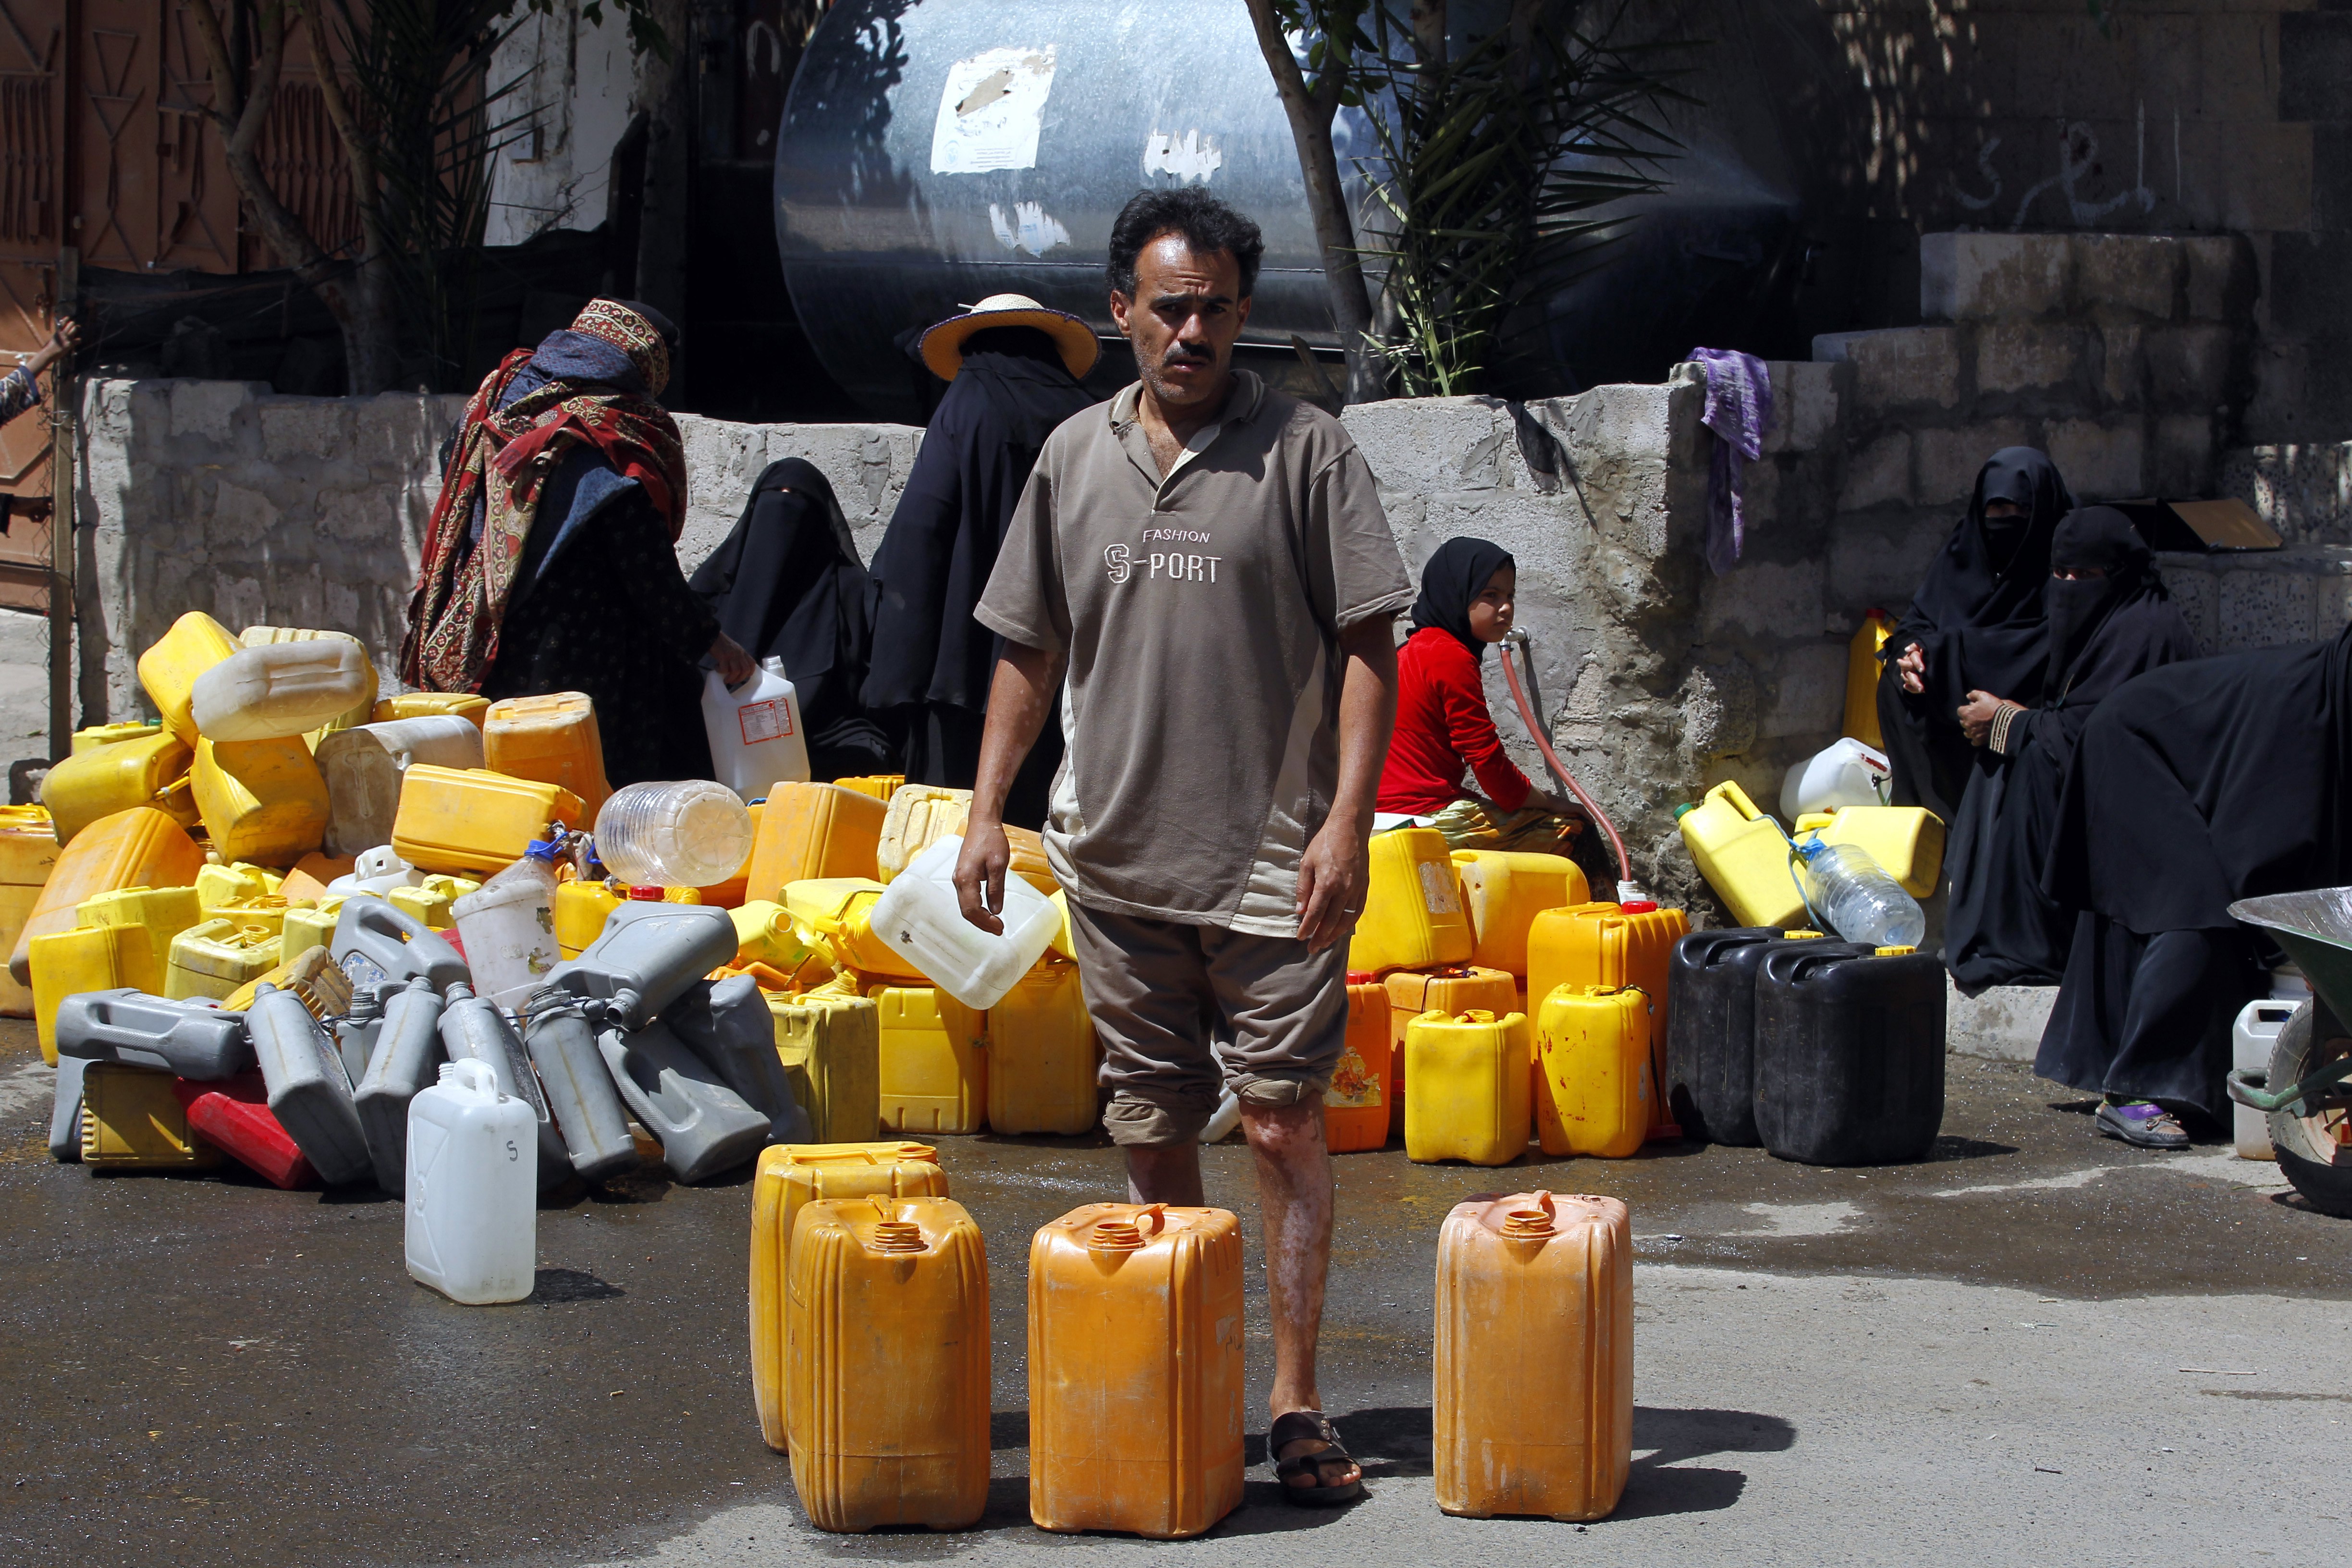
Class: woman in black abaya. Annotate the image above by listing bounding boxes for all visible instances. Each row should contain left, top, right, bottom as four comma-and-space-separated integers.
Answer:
2037, 614, 2352, 1148
1942, 509, 2197, 996
1878, 448, 2074, 822
860, 297, 1098, 828
689, 458, 892, 781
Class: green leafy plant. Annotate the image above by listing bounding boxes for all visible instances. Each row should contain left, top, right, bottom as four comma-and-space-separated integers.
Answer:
1354, 2, 1684, 397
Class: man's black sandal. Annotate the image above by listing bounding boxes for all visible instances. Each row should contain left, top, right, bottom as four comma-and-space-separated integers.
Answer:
1271, 1410, 1366, 1507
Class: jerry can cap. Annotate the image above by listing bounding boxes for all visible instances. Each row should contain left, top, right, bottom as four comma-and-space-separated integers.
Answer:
525, 838, 563, 862
626, 884, 664, 900
1874, 945, 1917, 956
1621, 900, 1658, 914
1346, 969, 1374, 984
1672, 803, 1694, 820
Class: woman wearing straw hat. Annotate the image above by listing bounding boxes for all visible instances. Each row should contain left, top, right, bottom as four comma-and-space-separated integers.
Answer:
861, 294, 1099, 825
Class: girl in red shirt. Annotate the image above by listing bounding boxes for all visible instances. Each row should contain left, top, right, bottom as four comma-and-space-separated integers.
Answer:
1379, 537, 1581, 851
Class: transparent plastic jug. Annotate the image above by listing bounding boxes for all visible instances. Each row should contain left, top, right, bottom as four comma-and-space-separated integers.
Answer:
597, 1017, 772, 1183
248, 983, 373, 1186
406, 1058, 538, 1306
316, 717, 484, 858
702, 660, 810, 802
518, 986, 640, 1181
355, 976, 448, 1192
594, 780, 754, 889
1792, 839, 1924, 948
190, 640, 375, 743
869, 835, 1058, 1011
437, 982, 570, 1188
451, 843, 563, 1007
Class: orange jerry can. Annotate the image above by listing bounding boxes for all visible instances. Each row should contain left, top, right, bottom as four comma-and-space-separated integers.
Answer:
1435, 1190, 1633, 1519
784, 1196, 991, 1532
482, 691, 612, 814
1029, 1203, 1245, 1538
1535, 986, 1652, 1159
1324, 974, 1390, 1153
1383, 964, 1516, 1140
748, 1140, 946, 1453
1527, 900, 1688, 1138
985, 961, 1098, 1136
9, 807, 205, 990
747, 782, 888, 902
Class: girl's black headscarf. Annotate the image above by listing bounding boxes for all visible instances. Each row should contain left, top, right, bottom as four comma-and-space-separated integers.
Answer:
1410, 537, 1515, 662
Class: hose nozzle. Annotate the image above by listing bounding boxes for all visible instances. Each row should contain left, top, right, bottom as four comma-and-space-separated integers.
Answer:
1502, 626, 1532, 648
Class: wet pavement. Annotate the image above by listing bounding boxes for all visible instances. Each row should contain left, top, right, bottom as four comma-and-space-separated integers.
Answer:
2, 1021, 2347, 1567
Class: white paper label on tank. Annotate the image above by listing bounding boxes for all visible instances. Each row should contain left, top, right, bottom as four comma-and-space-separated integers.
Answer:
931, 46, 1058, 174
1143, 129, 1224, 184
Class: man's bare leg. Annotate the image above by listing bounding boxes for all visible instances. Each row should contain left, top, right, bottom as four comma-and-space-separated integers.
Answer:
1243, 1099, 1360, 1494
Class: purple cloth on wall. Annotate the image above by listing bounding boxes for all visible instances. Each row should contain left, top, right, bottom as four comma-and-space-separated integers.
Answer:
1689, 348, 1773, 577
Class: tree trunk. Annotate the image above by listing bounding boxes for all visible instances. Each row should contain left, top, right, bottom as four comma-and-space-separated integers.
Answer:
630, 0, 695, 394
188, 0, 402, 391
1242, 0, 1385, 404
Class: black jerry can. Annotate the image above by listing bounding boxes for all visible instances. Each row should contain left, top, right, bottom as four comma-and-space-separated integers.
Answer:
1752, 943, 1946, 1165
1666, 927, 1785, 1146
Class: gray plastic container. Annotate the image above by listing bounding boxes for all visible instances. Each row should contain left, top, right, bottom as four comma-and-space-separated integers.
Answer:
438, 982, 571, 1188
334, 982, 394, 1088
597, 1017, 771, 1183
669, 975, 811, 1146
248, 984, 373, 1186
521, 986, 640, 1181
543, 903, 737, 1030
355, 976, 447, 1192
53, 990, 254, 1079
332, 897, 471, 993
49, 1054, 86, 1163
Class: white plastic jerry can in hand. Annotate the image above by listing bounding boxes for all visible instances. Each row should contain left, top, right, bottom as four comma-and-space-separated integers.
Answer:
702, 656, 810, 801
406, 1057, 537, 1305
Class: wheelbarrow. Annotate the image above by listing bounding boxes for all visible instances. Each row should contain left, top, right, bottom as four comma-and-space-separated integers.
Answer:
2228, 889, 2352, 1215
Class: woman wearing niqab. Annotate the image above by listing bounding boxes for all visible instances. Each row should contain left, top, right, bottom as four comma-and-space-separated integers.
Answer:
2037, 606, 2352, 1147
400, 299, 752, 788
1878, 448, 2074, 822
1941, 509, 2197, 996
688, 458, 893, 780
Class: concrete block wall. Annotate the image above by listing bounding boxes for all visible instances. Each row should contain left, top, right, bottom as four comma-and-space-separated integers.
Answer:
71, 378, 924, 729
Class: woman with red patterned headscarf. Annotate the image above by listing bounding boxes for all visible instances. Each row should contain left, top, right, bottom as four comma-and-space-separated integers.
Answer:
401, 299, 752, 787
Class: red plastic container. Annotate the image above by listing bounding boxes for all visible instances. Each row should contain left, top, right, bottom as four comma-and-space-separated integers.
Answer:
173, 1072, 317, 1189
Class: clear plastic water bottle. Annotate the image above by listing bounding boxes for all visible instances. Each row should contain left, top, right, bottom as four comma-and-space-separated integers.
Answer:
1793, 838, 1925, 948
593, 780, 753, 888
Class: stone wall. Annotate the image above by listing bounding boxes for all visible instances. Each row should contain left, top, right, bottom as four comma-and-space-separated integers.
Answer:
68, 378, 923, 731
69, 235, 2352, 924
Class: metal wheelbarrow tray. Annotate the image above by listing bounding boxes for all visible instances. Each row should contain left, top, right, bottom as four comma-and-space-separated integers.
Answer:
2228, 888, 2352, 1215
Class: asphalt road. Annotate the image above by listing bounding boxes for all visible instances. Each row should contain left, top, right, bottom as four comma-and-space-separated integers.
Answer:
2, 1023, 2346, 1568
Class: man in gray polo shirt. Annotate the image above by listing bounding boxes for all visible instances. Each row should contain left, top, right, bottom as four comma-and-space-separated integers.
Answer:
955, 188, 1409, 1508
